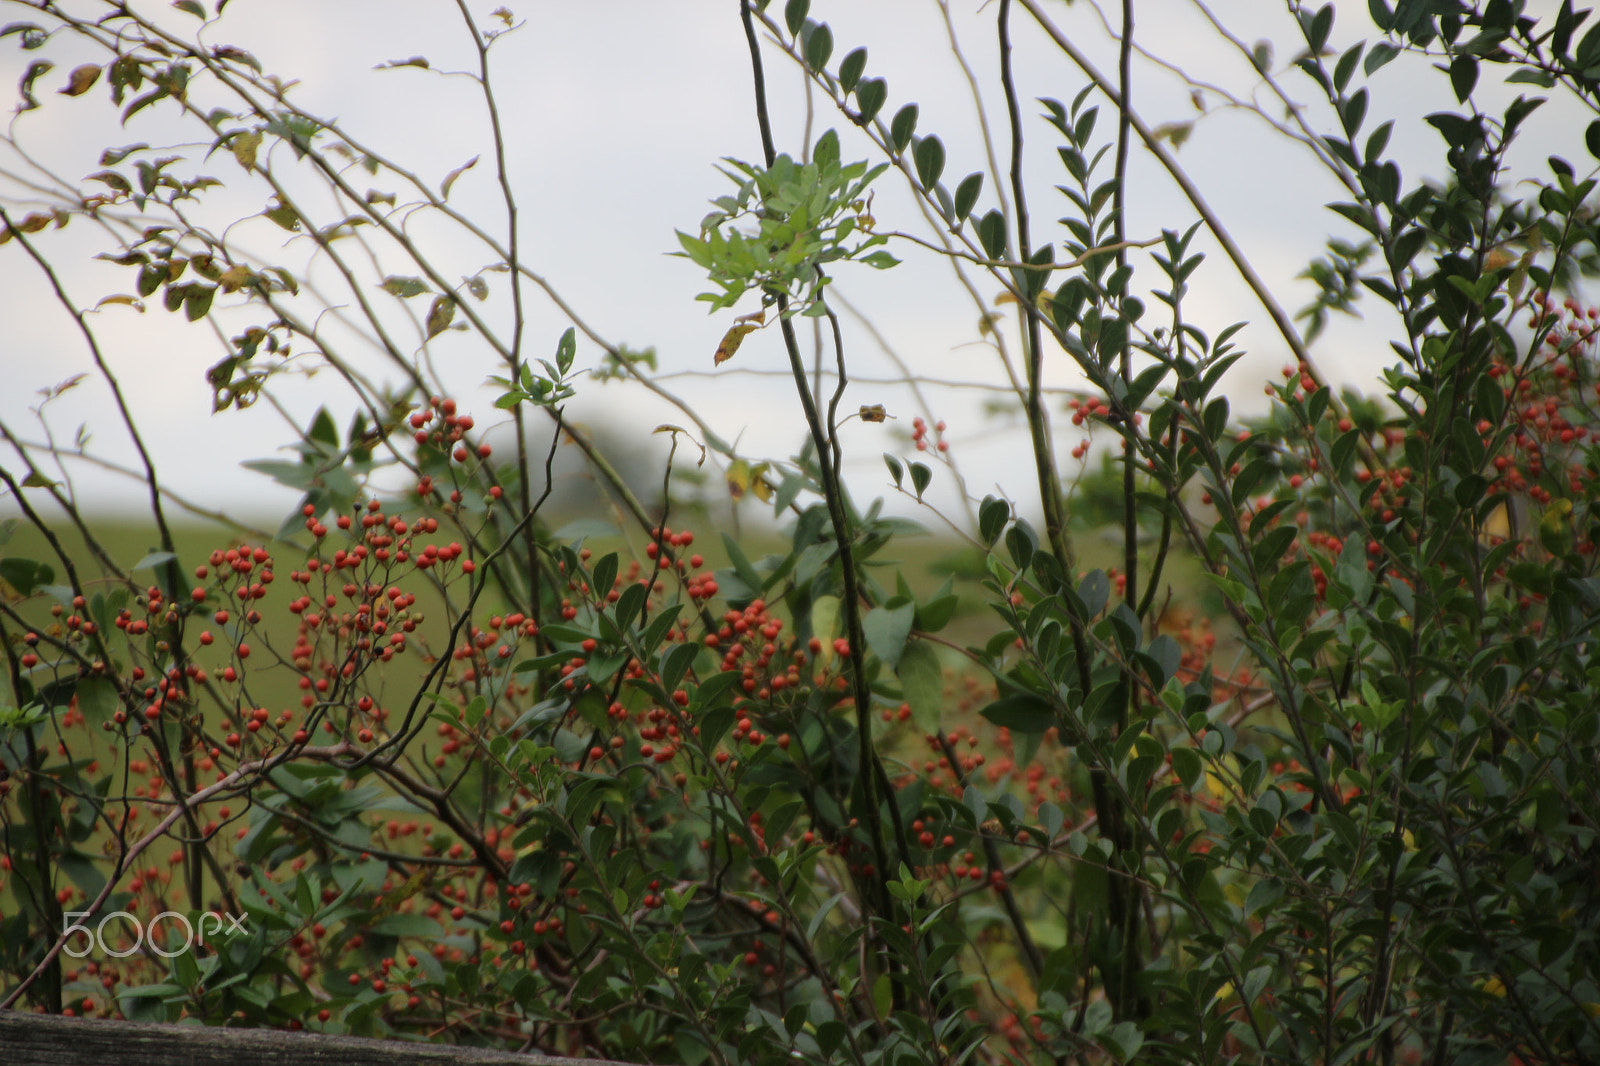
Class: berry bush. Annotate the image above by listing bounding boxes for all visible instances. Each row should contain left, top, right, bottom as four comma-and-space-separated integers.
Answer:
3, 1, 1600, 1063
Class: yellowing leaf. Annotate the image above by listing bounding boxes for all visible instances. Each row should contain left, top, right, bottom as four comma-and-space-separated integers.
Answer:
714, 322, 758, 365
810, 595, 840, 668
217, 265, 258, 292
750, 462, 773, 502
94, 294, 145, 312
1482, 246, 1514, 272
425, 295, 457, 338
651, 424, 706, 465
58, 64, 101, 97
263, 200, 299, 231
441, 155, 479, 200
726, 458, 751, 500
232, 130, 262, 170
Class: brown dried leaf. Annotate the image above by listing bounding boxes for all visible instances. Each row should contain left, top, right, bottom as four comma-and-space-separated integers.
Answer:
59, 64, 100, 97
859, 404, 888, 423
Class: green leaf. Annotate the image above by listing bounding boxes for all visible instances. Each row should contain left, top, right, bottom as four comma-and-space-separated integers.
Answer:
369, 913, 445, 937
1308, 3, 1334, 53
909, 461, 932, 498
1449, 54, 1478, 102
953, 172, 983, 221
814, 128, 840, 170
784, 0, 809, 37
913, 135, 945, 190
863, 599, 915, 668
308, 406, 339, 448
889, 104, 918, 153
980, 694, 1054, 733
895, 640, 943, 733
555, 327, 576, 375
0, 558, 53, 596
380, 275, 428, 298
1364, 41, 1398, 75
838, 47, 867, 92
978, 495, 1008, 547
1170, 747, 1202, 790
854, 78, 886, 123
803, 22, 832, 72
883, 452, 904, 487
660, 641, 699, 694
978, 209, 1007, 260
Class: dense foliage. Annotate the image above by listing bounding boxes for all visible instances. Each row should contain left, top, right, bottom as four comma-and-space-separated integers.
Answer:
2, 0, 1599, 1063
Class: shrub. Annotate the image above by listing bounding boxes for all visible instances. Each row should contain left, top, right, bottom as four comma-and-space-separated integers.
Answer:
2, 1, 1598, 1063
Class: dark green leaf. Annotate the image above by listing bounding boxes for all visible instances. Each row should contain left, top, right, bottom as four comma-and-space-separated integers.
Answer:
979, 495, 1008, 547
838, 47, 867, 92
914, 135, 945, 190
0, 558, 53, 596
1449, 55, 1478, 102
855, 78, 886, 123
978, 209, 1007, 260
884, 452, 903, 487
659, 642, 699, 694
183, 284, 215, 321
981, 694, 1055, 733
784, 0, 809, 37
909, 461, 932, 498
803, 22, 832, 73
953, 172, 983, 221
890, 104, 918, 153
1308, 4, 1334, 52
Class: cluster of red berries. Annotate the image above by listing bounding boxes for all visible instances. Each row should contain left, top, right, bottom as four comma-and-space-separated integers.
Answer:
911, 415, 948, 452
408, 395, 490, 465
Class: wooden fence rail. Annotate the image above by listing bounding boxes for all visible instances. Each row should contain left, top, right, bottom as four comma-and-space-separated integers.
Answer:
0, 1010, 638, 1066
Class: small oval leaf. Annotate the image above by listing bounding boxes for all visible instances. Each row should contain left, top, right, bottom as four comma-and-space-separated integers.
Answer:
913, 135, 945, 190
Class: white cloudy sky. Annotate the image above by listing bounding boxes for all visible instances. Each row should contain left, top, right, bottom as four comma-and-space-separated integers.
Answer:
0, 0, 1584, 528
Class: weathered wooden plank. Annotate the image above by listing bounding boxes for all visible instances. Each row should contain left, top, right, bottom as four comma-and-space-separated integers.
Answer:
0, 1010, 637, 1066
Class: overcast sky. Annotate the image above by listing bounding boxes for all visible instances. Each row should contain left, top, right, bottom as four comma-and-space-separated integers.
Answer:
0, 0, 1584, 529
